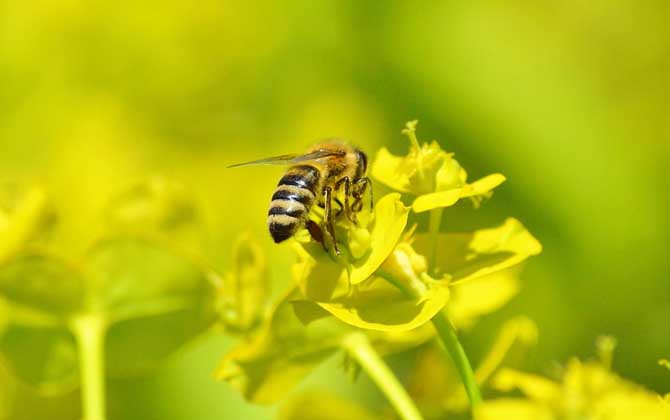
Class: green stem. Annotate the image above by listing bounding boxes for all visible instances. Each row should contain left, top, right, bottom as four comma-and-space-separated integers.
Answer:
72, 316, 107, 420
428, 208, 443, 276
342, 333, 424, 420
380, 264, 482, 410
431, 311, 482, 407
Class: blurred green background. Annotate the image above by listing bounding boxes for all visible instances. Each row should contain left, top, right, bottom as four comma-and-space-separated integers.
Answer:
0, 0, 668, 418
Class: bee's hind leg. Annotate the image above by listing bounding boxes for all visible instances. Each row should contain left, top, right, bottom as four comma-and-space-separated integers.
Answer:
306, 220, 327, 252
322, 186, 340, 256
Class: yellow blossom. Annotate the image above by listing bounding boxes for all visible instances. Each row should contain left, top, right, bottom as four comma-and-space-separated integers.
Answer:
291, 193, 450, 332
371, 121, 505, 213
217, 233, 271, 333
478, 337, 670, 420
216, 286, 434, 404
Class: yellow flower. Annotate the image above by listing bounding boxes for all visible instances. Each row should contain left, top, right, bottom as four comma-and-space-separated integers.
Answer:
414, 217, 542, 284
371, 121, 505, 213
216, 286, 434, 404
291, 193, 453, 332
217, 233, 271, 333
478, 337, 670, 420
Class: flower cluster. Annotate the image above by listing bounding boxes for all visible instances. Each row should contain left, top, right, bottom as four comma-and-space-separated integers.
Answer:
477, 337, 670, 420
217, 121, 541, 413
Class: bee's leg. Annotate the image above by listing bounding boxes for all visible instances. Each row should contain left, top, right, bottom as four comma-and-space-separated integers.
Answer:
353, 177, 374, 212
334, 198, 344, 215
335, 176, 354, 223
353, 177, 374, 211
322, 186, 340, 256
306, 219, 327, 252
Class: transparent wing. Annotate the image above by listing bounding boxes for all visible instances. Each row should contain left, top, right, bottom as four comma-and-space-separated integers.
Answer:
228, 149, 343, 168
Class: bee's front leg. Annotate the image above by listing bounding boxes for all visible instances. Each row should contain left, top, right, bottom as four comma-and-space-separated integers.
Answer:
322, 186, 340, 256
335, 176, 355, 223
351, 177, 373, 214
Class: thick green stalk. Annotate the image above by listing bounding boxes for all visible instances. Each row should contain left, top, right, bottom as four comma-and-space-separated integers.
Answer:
431, 311, 482, 407
342, 333, 424, 420
72, 316, 107, 420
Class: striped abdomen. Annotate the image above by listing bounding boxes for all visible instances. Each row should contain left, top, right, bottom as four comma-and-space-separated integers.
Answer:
268, 165, 321, 243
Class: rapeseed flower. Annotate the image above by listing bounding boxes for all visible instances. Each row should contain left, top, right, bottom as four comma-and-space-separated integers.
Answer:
217, 233, 270, 333
372, 120, 505, 212
219, 121, 541, 416
477, 337, 670, 420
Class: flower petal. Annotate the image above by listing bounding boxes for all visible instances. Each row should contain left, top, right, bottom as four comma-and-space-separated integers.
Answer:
412, 188, 462, 213
349, 193, 409, 284
460, 173, 506, 198
411, 173, 506, 213
416, 218, 542, 284
370, 147, 413, 193
475, 399, 553, 420
317, 276, 449, 332
448, 269, 521, 329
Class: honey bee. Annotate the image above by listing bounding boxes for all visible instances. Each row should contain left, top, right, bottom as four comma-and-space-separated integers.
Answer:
229, 141, 372, 255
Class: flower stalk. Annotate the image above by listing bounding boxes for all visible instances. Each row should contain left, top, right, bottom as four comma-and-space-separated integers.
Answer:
72, 315, 107, 420
342, 332, 424, 420
379, 262, 483, 410
431, 311, 482, 407
428, 207, 443, 276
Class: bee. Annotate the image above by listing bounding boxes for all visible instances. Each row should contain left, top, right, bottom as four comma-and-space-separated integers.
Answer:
229, 141, 372, 255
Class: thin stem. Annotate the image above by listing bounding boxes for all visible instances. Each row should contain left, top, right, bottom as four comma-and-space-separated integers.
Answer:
428, 208, 443, 276
379, 264, 482, 410
431, 311, 482, 407
342, 333, 424, 420
72, 316, 107, 420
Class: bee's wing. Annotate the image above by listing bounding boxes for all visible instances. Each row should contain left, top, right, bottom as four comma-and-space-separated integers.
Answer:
228, 149, 343, 168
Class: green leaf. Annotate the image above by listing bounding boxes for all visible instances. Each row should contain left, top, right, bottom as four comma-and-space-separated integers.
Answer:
85, 238, 213, 321
0, 255, 85, 322
85, 238, 217, 377
104, 178, 203, 253
105, 307, 213, 377
415, 218, 542, 284
0, 325, 79, 395
105, 177, 197, 234
0, 255, 82, 392
0, 237, 216, 393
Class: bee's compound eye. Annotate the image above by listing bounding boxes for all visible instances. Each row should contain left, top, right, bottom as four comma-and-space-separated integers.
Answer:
356, 150, 368, 173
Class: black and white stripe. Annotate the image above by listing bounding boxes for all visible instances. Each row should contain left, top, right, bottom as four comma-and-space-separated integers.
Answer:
267, 165, 320, 243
